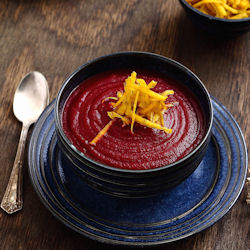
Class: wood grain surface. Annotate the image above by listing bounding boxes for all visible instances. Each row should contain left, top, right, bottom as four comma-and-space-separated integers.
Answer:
0, 0, 249, 249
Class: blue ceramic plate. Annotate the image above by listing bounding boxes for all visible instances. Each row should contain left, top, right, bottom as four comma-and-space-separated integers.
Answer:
28, 97, 247, 246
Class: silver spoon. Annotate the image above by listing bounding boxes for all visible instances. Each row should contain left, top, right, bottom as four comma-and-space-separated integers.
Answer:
1, 71, 49, 214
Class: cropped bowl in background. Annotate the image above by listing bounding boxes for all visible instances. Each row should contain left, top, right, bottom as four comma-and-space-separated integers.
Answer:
179, 0, 250, 36
55, 52, 213, 198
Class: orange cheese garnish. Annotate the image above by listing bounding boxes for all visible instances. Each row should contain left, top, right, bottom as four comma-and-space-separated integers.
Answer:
186, 0, 250, 19
89, 71, 174, 145
89, 120, 115, 145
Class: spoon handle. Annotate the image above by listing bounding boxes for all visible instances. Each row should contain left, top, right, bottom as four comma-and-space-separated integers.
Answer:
1, 123, 30, 214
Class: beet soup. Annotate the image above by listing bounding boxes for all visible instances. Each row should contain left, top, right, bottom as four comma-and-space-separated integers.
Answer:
62, 70, 205, 170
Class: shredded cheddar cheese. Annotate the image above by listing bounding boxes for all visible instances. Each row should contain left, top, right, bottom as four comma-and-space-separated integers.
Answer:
90, 120, 115, 145
186, 0, 250, 19
90, 71, 174, 145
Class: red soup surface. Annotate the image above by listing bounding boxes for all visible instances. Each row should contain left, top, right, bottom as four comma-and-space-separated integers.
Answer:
62, 70, 205, 170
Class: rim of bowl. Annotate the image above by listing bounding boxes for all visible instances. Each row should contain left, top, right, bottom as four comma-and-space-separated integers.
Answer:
179, 0, 250, 23
55, 51, 214, 174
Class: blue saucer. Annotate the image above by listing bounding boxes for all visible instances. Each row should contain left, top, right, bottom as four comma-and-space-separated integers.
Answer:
28, 96, 247, 246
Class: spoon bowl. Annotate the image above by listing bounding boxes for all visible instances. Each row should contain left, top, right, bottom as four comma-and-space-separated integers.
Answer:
13, 72, 49, 123
1, 71, 49, 214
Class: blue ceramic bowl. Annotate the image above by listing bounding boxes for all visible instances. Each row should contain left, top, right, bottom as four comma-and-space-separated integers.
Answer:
179, 0, 250, 36
55, 52, 213, 198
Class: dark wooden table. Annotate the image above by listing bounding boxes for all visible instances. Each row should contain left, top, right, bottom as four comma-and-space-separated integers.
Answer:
0, 1, 249, 249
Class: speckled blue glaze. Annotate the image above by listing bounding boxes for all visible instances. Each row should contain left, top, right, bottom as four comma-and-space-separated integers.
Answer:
55, 142, 217, 225
28, 96, 247, 246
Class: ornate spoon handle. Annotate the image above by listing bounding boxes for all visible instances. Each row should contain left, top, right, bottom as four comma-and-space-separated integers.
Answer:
1, 123, 30, 214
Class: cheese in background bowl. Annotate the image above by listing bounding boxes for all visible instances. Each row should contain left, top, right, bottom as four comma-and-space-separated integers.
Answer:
186, 0, 250, 19
179, 0, 250, 36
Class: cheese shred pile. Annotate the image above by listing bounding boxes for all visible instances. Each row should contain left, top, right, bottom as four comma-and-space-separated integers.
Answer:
186, 0, 250, 19
90, 71, 174, 145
